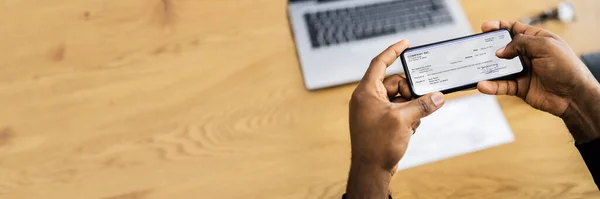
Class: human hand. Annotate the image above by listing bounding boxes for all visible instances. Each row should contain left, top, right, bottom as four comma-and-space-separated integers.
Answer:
478, 20, 600, 142
477, 21, 596, 116
346, 40, 445, 199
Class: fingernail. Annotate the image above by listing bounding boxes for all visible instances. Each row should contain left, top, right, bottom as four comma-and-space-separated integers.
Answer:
431, 93, 444, 107
496, 47, 505, 54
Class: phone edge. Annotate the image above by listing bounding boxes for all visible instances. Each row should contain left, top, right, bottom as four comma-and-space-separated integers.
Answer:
400, 29, 528, 98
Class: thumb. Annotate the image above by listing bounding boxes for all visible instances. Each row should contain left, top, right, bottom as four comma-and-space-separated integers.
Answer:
401, 92, 445, 121
496, 33, 544, 59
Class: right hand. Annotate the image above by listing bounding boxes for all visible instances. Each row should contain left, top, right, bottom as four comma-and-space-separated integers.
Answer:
477, 21, 598, 117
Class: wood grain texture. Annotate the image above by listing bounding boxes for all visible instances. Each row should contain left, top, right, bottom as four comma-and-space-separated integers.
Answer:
0, 0, 599, 198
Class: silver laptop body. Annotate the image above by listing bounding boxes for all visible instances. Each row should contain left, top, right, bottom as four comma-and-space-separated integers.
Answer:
288, 0, 472, 90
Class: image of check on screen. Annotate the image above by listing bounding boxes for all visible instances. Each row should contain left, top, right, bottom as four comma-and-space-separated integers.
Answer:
401, 29, 526, 97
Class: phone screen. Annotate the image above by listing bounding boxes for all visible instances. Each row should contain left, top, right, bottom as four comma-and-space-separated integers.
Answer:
402, 29, 525, 96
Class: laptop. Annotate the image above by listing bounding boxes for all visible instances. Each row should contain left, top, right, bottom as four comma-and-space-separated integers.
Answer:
288, 0, 472, 90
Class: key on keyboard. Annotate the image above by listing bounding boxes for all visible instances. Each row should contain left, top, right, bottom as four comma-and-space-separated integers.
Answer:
304, 0, 453, 48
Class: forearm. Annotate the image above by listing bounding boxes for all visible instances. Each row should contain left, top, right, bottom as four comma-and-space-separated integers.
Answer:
346, 159, 392, 199
563, 81, 600, 143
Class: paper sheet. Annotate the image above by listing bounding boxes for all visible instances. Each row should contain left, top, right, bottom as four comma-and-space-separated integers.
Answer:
397, 94, 515, 170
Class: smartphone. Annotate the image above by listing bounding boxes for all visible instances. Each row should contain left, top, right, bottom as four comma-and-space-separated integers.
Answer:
400, 29, 527, 98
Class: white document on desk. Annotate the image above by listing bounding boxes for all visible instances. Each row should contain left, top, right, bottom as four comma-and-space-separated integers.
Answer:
397, 94, 515, 170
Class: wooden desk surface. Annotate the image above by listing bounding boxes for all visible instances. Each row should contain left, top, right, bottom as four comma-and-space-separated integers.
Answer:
0, 0, 599, 198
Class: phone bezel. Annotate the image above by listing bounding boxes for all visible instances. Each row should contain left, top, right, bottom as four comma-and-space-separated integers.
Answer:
400, 29, 528, 98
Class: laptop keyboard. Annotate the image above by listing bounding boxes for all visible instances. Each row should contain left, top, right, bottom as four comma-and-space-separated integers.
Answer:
303, 0, 454, 48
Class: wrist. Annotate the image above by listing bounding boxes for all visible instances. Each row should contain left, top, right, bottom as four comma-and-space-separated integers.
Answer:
562, 82, 600, 143
346, 161, 392, 199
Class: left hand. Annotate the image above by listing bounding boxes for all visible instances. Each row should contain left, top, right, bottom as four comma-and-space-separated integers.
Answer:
346, 40, 445, 199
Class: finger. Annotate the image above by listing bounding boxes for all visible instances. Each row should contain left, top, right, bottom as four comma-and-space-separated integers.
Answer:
477, 80, 518, 96
363, 40, 410, 82
481, 20, 514, 32
383, 74, 402, 98
401, 92, 445, 121
511, 21, 561, 40
496, 34, 548, 59
511, 21, 534, 35
482, 21, 561, 40
481, 20, 499, 32
397, 76, 412, 100
522, 24, 543, 36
